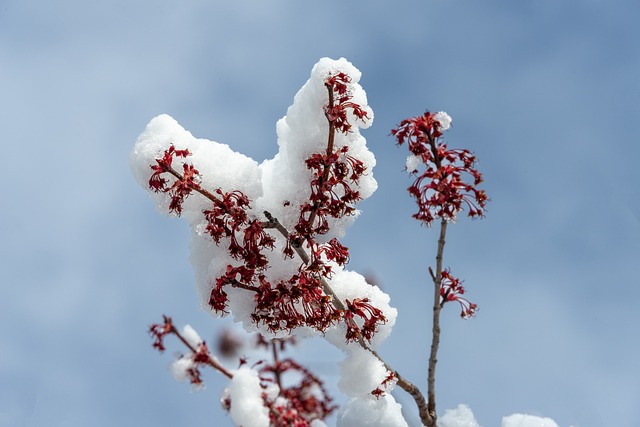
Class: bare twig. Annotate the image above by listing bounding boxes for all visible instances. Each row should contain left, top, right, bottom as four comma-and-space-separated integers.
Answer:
166, 316, 234, 379
426, 219, 448, 426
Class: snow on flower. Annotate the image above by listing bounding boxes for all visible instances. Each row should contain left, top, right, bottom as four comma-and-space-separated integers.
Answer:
169, 355, 194, 383
227, 366, 270, 427
406, 154, 421, 173
130, 58, 385, 341
133, 57, 402, 424
338, 345, 390, 397
181, 324, 202, 348
433, 111, 452, 131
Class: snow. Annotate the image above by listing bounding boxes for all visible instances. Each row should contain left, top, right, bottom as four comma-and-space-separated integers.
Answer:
324, 269, 397, 350
169, 355, 194, 383
130, 57, 382, 333
258, 57, 376, 238
181, 324, 202, 348
130, 56, 401, 425
501, 413, 560, 427
437, 405, 564, 427
338, 345, 390, 397
337, 394, 408, 427
406, 154, 421, 173
131, 57, 564, 427
438, 404, 481, 427
434, 111, 452, 131
227, 366, 270, 427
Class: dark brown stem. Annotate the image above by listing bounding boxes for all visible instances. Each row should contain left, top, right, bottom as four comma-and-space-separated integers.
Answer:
230, 281, 260, 293
262, 211, 346, 311
306, 83, 337, 232
168, 318, 234, 379
167, 166, 223, 206
271, 340, 283, 391
263, 210, 431, 425
426, 219, 448, 426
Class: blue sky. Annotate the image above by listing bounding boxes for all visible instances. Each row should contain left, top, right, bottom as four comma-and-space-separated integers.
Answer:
1, 1, 639, 426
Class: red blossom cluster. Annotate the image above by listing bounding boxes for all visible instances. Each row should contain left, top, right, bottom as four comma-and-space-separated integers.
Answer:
263, 358, 336, 426
149, 314, 174, 352
296, 147, 365, 237
344, 298, 386, 342
173, 341, 214, 387
371, 371, 396, 399
257, 338, 336, 426
391, 111, 488, 225
149, 145, 199, 215
149, 315, 233, 383
146, 71, 386, 345
140, 61, 492, 427
151, 321, 335, 427
324, 72, 369, 134
440, 269, 477, 318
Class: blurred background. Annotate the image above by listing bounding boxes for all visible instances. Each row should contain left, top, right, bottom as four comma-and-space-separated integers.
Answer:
1, 0, 638, 426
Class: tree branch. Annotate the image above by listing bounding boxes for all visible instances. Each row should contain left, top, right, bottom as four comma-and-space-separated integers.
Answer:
262, 210, 432, 426
426, 219, 448, 426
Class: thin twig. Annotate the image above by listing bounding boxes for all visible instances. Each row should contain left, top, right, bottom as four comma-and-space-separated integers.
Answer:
262, 210, 431, 426
426, 219, 448, 426
167, 318, 234, 379
271, 340, 283, 390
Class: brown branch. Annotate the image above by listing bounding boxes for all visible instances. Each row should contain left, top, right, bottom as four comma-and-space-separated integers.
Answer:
306, 83, 337, 232
425, 219, 448, 426
166, 166, 223, 206
271, 340, 283, 391
263, 210, 431, 426
166, 317, 234, 379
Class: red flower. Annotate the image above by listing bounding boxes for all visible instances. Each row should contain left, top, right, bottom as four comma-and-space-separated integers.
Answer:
149, 315, 174, 352
344, 298, 387, 343
392, 111, 488, 226
440, 269, 477, 318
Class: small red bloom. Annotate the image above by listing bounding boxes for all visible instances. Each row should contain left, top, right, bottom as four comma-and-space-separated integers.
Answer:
324, 73, 369, 134
392, 111, 488, 226
371, 371, 396, 398
440, 269, 477, 318
260, 357, 337, 425
149, 315, 174, 352
344, 298, 387, 343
